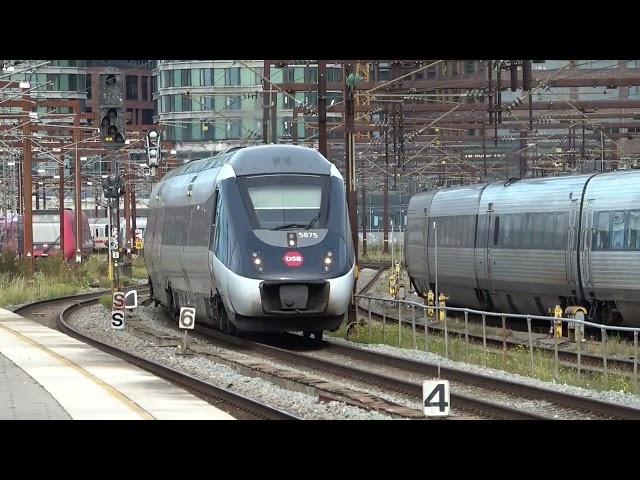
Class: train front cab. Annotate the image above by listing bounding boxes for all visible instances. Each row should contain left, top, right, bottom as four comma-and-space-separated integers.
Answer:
210, 167, 355, 333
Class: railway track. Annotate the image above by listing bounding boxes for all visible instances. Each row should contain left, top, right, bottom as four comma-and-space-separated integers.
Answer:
115, 287, 553, 419
14, 285, 149, 329
15, 291, 298, 420
357, 295, 640, 379
355, 267, 640, 382
195, 327, 555, 419
337, 266, 640, 418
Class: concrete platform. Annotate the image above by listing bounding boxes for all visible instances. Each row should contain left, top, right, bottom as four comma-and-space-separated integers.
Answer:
0, 307, 234, 420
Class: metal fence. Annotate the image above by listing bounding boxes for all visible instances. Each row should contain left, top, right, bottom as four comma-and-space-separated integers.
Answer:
353, 293, 640, 393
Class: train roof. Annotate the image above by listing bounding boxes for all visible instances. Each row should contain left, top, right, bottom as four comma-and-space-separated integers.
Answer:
162, 144, 332, 181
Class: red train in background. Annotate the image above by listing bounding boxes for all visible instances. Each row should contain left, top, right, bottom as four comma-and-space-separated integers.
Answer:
0, 209, 94, 260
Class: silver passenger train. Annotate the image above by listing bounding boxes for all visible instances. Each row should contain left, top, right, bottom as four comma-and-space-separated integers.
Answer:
405, 169, 640, 326
144, 145, 356, 338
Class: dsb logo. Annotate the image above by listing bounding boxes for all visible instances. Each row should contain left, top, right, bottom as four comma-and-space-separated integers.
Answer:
283, 251, 303, 267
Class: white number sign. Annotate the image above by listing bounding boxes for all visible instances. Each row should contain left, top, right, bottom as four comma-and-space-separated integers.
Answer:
111, 310, 125, 329
423, 380, 450, 417
179, 307, 196, 330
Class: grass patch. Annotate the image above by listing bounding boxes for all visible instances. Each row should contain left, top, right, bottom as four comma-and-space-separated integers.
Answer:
131, 255, 148, 280
331, 313, 639, 395
98, 294, 112, 309
0, 251, 147, 308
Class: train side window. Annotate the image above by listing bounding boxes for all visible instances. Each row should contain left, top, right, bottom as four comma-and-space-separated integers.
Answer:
628, 210, 640, 250
593, 211, 610, 250
502, 215, 512, 247
210, 189, 222, 251
493, 216, 500, 246
511, 214, 522, 249
611, 211, 625, 250
522, 213, 532, 248
211, 189, 219, 227
555, 212, 567, 248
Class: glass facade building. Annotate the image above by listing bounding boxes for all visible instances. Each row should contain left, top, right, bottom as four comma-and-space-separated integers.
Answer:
153, 60, 344, 158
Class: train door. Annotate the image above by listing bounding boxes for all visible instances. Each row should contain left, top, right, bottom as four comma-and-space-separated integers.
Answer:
475, 207, 495, 295
565, 198, 580, 286
150, 184, 166, 281
579, 198, 595, 290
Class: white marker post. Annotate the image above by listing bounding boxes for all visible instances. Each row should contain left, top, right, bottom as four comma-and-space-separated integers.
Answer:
178, 307, 196, 355
112, 291, 126, 329
423, 380, 450, 417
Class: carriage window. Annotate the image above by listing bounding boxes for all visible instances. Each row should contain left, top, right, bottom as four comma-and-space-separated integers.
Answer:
628, 210, 640, 250
555, 212, 567, 248
522, 213, 531, 248
593, 211, 610, 250
501, 215, 512, 247
511, 214, 523, 248
611, 211, 625, 250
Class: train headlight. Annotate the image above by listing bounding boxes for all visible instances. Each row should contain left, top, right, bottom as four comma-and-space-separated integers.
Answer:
251, 251, 264, 272
323, 251, 333, 272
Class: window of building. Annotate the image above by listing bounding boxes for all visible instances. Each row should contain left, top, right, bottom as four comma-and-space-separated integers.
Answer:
326, 67, 342, 83
208, 68, 216, 86
51, 60, 77, 67
464, 61, 475, 75
226, 120, 241, 139
47, 73, 77, 91
226, 95, 241, 110
181, 69, 191, 86
86, 74, 91, 99
427, 66, 437, 79
126, 75, 138, 100
142, 109, 154, 125
304, 67, 318, 83
225, 67, 241, 86
414, 71, 424, 80
254, 67, 264, 85
577, 60, 619, 70
141, 76, 148, 101
163, 71, 173, 88
182, 94, 192, 111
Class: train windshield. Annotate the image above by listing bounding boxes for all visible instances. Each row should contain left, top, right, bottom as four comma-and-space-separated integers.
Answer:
239, 174, 328, 230
33, 223, 60, 243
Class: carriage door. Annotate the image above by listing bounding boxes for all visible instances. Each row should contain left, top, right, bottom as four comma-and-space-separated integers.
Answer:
565, 197, 579, 286
475, 206, 495, 302
579, 198, 595, 289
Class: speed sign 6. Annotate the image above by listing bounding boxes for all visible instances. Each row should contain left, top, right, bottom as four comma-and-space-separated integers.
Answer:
179, 307, 196, 329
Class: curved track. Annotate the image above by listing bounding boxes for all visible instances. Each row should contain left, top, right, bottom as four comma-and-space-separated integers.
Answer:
16, 291, 298, 420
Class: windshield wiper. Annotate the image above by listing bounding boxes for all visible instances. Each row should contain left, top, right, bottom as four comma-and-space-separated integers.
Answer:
305, 213, 320, 230
271, 223, 308, 231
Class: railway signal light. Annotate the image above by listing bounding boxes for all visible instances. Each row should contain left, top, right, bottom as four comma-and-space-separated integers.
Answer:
102, 174, 125, 199
100, 72, 125, 147
146, 130, 161, 167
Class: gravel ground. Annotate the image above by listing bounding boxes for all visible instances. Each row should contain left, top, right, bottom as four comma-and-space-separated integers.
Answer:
325, 335, 640, 410
69, 304, 395, 420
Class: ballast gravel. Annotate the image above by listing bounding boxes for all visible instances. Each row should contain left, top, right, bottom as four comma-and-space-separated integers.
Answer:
325, 335, 640, 410
70, 304, 394, 420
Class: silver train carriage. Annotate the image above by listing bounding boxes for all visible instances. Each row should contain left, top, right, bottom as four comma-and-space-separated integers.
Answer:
404, 169, 640, 326
144, 145, 356, 337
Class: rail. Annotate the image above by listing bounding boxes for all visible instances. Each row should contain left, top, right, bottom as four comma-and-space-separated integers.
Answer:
354, 292, 640, 392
